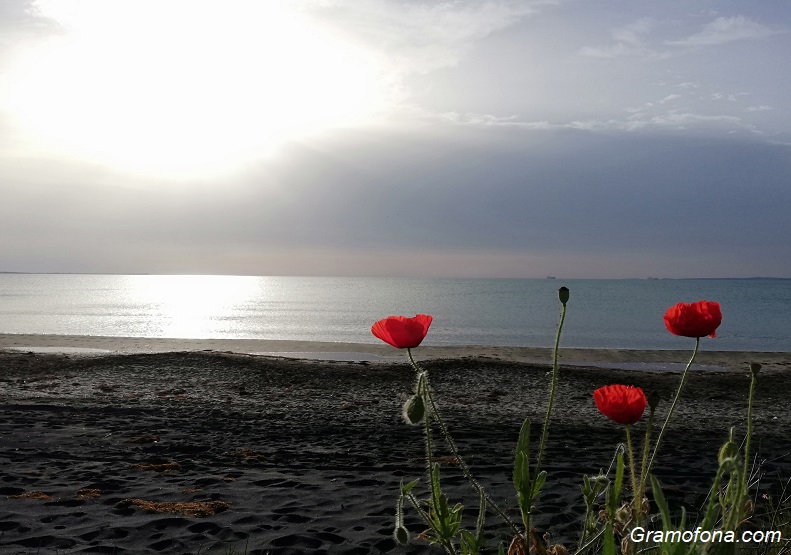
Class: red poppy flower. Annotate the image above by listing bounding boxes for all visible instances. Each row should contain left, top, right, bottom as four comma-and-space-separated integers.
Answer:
663, 300, 721, 338
371, 314, 433, 349
594, 385, 647, 425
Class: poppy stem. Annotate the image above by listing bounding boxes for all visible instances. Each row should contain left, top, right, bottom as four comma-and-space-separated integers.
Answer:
638, 405, 654, 515
535, 298, 566, 481
421, 382, 439, 514
406, 348, 523, 538
624, 425, 641, 525
741, 367, 758, 504
647, 336, 699, 475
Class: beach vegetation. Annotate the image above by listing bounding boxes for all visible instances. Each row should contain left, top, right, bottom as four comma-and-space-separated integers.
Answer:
373, 291, 782, 554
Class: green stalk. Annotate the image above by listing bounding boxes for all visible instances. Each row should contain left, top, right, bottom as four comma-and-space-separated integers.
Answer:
647, 337, 699, 474
535, 299, 567, 475
525, 512, 531, 555
528, 291, 567, 555
637, 405, 654, 513
625, 425, 641, 526
741, 367, 758, 505
407, 349, 522, 538
421, 370, 439, 515
573, 528, 605, 555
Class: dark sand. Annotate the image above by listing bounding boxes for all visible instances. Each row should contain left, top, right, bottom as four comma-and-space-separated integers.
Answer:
1, 349, 790, 554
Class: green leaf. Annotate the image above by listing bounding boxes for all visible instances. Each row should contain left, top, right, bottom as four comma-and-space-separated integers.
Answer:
667, 508, 688, 555
531, 470, 547, 499
603, 520, 616, 555
651, 474, 671, 531
614, 451, 624, 501
401, 479, 419, 494
429, 463, 442, 510
513, 418, 532, 502
516, 418, 531, 456
699, 467, 725, 534
514, 452, 532, 497
460, 530, 479, 555
607, 451, 625, 514
475, 484, 486, 543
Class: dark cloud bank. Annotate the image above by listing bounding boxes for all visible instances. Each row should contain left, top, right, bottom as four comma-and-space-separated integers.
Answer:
4, 127, 790, 277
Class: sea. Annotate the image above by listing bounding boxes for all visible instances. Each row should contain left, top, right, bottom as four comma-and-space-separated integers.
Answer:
0, 274, 789, 352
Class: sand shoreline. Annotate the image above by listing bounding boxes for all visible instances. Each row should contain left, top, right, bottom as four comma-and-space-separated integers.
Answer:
1, 333, 788, 372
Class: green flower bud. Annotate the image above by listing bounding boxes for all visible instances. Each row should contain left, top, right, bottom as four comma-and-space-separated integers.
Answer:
749, 362, 762, 376
647, 391, 661, 411
558, 287, 570, 305
718, 440, 738, 467
394, 525, 410, 545
615, 504, 631, 524
402, 394, 425, 425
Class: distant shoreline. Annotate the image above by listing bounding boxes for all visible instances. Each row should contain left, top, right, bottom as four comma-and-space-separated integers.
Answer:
1, 333, 788, 371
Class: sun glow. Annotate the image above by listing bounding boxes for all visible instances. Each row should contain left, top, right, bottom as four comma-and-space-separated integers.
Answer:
128, 274, 260, 338
2, 1, 392, 177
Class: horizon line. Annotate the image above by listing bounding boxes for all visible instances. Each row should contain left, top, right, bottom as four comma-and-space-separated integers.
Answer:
1, 271, 790, 281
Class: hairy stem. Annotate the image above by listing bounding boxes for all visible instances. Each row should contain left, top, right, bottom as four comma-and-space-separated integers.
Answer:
647, 337, 699, 474
407, 349, 522, 538
741, 368, 757, 505
638, 405, 654, 513
625, 425, 641, 525
535, 300, 567, 475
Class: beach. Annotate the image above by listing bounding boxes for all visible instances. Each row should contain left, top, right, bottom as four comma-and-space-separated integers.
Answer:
1, 337, 790, 554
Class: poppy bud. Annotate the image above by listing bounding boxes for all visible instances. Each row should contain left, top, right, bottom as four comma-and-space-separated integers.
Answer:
394, 525, 410, 545
558, 287, 570, 305
718, 439, 738, 467
749, 363, 762, 376
647, 391, 661, 411
615, 504, 631, 524
402, 395, 425, 425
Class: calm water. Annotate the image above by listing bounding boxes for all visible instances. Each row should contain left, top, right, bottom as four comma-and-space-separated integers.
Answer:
0, 274, 789, 351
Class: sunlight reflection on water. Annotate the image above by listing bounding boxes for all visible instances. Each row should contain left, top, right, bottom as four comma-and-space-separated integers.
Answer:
126, 275, 261, 338
1, 274, 789, 351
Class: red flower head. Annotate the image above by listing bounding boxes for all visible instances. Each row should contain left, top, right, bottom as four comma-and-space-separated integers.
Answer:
594, 385, 647, 425
371, 314, 433, 349
664, 300, 721, 338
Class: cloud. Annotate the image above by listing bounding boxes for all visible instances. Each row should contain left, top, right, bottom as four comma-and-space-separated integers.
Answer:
429, 106, 758, 136
579, 15, 784, 60
577, 18, 669, 59
657, 94, 682, 104
611, 17, 653, 45
3, 119, 791, 277
438, 111, 522, 126
746, 105, 772, 112
666, 16, 782, 47
6, 128, 791, 277
577, 42, 633, 59
0, 0, 62, 66
310, 0, 558, 74
639, 112, 749, 130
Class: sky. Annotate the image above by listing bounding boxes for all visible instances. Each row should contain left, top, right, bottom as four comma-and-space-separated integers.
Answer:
1, 0, 790, 279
